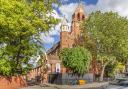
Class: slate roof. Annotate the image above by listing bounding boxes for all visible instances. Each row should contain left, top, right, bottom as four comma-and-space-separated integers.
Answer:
46, 41, 60, 55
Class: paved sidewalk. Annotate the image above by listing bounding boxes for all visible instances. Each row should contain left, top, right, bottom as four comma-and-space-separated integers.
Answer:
20, 85, 57, 89
41, 82, 109, 89
21, 82, 109, 89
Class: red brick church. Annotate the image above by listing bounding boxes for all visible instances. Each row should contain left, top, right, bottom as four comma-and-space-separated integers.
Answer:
47, 3, 86, 74
27, 3, 99, 83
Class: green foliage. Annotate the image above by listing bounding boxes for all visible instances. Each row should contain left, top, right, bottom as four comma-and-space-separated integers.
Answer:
59, 47, 92, 75
105, 61, 118, 77
82, 11, 128, 61
105, 62, 125, 77
0, 59, 12, 76
81, 11, 128, 80
0, 0, 59, 76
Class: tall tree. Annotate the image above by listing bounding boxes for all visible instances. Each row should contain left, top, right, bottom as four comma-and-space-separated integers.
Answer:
81, 11, 128, 81
59, 47, 92, 75
0, 0, 59, 76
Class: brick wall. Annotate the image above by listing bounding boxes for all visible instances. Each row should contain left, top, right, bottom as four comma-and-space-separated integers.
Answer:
0, 76, 27, 89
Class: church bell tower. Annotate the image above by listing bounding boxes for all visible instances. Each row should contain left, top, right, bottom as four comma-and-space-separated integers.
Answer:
60, 3, 86, 49
71, 3, 85, 37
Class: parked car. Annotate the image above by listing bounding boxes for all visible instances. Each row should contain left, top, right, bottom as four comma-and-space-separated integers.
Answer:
106, 78, 128, 89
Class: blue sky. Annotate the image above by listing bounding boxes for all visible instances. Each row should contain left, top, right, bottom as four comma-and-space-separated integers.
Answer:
61, 0, 98, 5
44, 0, 98, 50
43, 0, 128, 51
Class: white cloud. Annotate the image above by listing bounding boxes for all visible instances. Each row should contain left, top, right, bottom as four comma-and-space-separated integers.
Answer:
40, 33, 55, 44
59, 3, 78, 22
48, 23, 61, 36
59, 0, 128, 22
86, 0, 128, 17
40, 10, 62, 44
42, 0, 128, 45
46, 10, 62, 36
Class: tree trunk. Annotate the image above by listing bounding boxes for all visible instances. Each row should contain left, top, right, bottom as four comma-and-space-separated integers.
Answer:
100, 65, 106, 81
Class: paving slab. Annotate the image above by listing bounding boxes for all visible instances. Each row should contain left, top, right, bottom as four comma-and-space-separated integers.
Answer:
20, 85, 57, 89
20, 82, 109, 89
41, 82, 109, 89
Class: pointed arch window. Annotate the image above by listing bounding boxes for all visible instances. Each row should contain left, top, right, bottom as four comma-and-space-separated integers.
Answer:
77, 13, 80, 21
82, 15, 85, 20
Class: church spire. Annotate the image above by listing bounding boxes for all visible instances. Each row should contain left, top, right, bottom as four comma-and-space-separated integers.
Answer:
61, 15, 68, 26
61, 16, 69, 32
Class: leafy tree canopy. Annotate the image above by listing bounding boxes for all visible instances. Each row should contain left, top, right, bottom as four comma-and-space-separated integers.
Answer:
0, 0, 59, 76
59, 47, 92, 75
81, 11, 128, 81
82, 11, 128, 61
